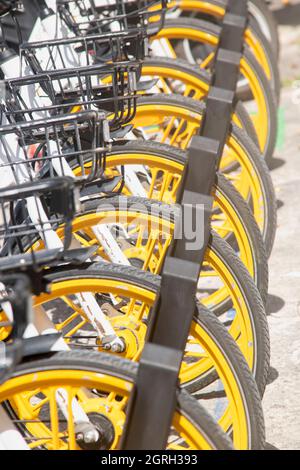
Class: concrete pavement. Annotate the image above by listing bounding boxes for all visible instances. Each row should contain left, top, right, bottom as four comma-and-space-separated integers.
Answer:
263, 18, 300, 450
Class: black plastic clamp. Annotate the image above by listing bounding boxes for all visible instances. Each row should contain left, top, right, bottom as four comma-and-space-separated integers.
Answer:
148, 256, 200, 351
172, 193, 212, 264
218, 12, 247, 52
172, 135, 216, 262
213, 48, 242, 91
121, 342, 182, 450
226, 0, 248, 17
200, 86, 235, 161
177, 135, 219, 201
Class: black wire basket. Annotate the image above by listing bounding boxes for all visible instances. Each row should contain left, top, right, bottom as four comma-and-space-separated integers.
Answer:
3, 56, 139, 130
20, 24, 147, 66
57, 0, 168, 38
0, 177, 76, 266
0, 110, 109, 186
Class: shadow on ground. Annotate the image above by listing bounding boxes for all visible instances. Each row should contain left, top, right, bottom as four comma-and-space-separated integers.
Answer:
277, 199, 284, 210
274, 4, 300, 26
269, 157, 286, 171
266, 294, 285, 315
265, 442, 280, 450
267, 366, 279, 386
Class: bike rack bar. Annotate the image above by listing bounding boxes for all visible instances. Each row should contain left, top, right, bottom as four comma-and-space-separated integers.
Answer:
201, 1, 248, 154
172, 196, 212, 263
121, 138, 216, 450
149, 250, 206, 349
121, 0, 249, 450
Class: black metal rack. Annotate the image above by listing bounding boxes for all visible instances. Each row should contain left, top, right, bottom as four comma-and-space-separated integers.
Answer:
57, 0, 167, 38
0, 110, 109, 186
120, 0, 249, 450
3, 59, 139, 130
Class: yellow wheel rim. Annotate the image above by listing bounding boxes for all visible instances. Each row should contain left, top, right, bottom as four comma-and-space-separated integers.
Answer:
71, 151, 256, 280
21, 205, 255, 368
32, 276, 250, 448
167, 0, 272, 81
151, 25, 269, 153
0, 369, 218, 450
140, 63, 243, 130
59, 209, 254, 360
131, 101, 266, 235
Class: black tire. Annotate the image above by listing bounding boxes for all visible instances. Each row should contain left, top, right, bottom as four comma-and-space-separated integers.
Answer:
179, 0, 280, 59
236, 16, 280, 104
248, 0, 280, 58
215, 173, 268, 305
8, 350, 234, 450
156, 17, 278, 165
232, 123, 277, 257
135, 93, 277, 255
41, 259, 269, 397
175, 4, 280, 102
208, 232, 270, 396
188, 303, 265, 450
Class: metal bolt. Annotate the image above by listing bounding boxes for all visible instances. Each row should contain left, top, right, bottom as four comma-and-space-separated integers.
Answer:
83, 430, 99, 444
111, 343, 121, 353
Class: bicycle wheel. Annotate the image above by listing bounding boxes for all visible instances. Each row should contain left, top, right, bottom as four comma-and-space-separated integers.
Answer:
132, 94, 277, 255
168, 0, 280, 101
169, 0, 280, 58
248, 0, 279, 57
1, 267, 265, 448
151, 17, 278, 164
0, 350, 233, 450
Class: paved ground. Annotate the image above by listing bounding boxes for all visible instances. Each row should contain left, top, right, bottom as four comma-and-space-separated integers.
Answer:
262, 6, 300, 450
